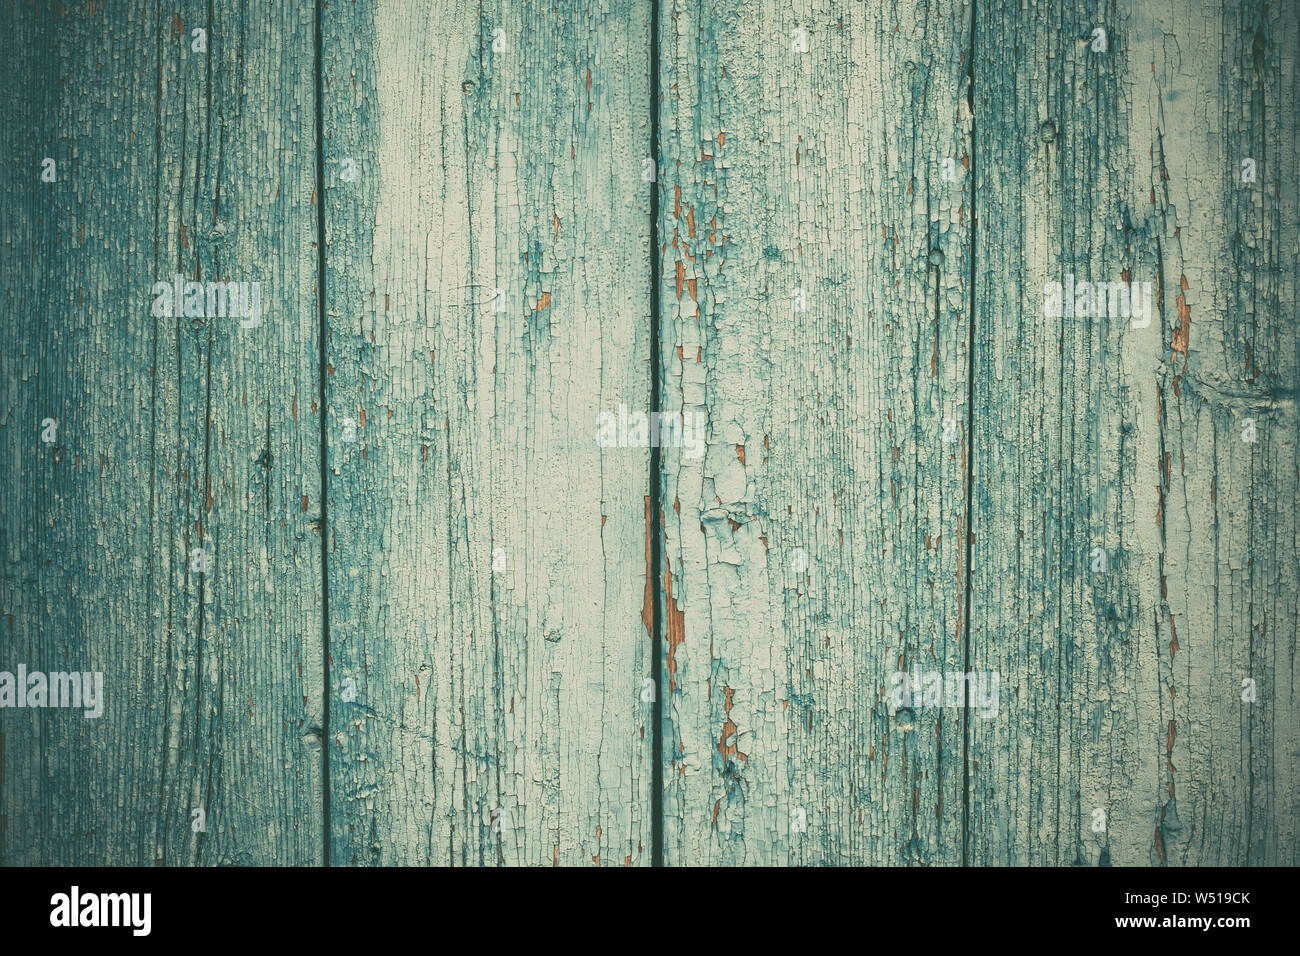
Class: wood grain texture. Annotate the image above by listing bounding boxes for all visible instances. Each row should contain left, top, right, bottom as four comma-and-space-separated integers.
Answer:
0, 0, 324, 865
968, 0, 1299, 865
0, 0, 1294, 868
319, 0, 654, 865
656, 0, 975, 865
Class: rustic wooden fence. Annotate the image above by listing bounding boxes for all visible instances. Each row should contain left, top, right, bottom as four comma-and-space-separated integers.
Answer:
1, 0, 1295, 866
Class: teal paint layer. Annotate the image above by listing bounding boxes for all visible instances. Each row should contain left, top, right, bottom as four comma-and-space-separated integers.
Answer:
0, 1, 325, 864
969, 0, 1299, 865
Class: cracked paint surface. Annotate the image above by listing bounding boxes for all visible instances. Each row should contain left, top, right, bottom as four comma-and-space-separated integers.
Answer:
1, 0, 1295, 867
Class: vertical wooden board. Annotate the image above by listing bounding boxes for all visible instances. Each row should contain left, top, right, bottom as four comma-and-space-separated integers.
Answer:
1136, 0, 1299, 865
969, 0, 1145, 867
321, 0, 653, 865
0, 1, 323, 864
657, 0, 974, 864
970, 0, 1298, 865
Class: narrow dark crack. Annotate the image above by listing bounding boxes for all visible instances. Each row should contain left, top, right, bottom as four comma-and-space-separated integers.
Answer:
649, 0, 664, 869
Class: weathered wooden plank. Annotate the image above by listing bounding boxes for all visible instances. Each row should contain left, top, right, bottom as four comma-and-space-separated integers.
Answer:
657, 0, 975, 864
0, 0, 324, 865
1139, 0, 1300, 865
320, 0, 654, 865
969, 0, 1298, 865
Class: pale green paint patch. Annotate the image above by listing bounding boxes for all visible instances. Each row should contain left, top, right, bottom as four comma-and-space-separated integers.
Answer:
320, 0, 654, 866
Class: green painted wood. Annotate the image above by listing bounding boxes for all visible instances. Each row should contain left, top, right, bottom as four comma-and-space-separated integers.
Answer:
1134, 0, 1299, 865
1, 0, 1295, 869
319, 0, 654, 865
968, 0, 1299, 865
0, 0, 324, 865
656, 0, 975, 864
